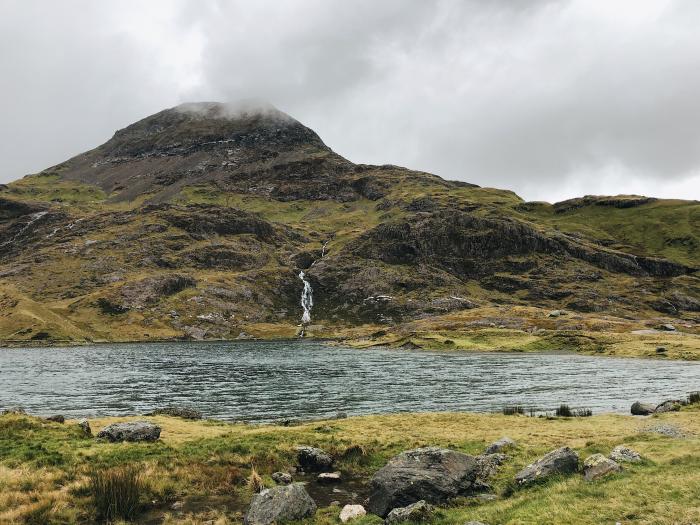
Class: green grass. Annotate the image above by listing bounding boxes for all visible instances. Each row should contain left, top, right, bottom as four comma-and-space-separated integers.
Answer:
1, 407, 699, 524
6, 174, 107, 204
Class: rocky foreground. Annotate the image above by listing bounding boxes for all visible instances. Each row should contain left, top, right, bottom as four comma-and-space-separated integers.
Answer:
1, 395, 699, 524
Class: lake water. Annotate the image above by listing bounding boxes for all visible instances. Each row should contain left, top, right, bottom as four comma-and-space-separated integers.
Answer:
0, 341, 697, 422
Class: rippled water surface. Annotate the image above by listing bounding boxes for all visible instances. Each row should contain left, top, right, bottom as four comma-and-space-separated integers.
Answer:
1, 341, 698, 422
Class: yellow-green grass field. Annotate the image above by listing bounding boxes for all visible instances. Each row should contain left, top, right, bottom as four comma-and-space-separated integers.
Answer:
1, 403, 699, 524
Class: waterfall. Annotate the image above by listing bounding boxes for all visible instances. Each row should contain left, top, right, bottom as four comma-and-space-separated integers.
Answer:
299, 270, 313, 324
0, 211, 48, 248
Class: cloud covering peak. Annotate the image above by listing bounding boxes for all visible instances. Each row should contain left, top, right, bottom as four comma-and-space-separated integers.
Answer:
1, 0, 699, 201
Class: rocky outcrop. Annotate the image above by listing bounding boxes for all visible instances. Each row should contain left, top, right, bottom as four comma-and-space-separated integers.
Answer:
655, 400, 682, 413
367, 447, 479, 517
162, 205, 276, 241
243, 483, 316, 525
119, 274, 196, 308
96, 421, 161, 442
515, 447, 579, 485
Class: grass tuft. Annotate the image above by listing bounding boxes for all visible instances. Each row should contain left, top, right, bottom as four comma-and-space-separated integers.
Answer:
688, 391, 700, 404
247, 467, 265, 494
88, 465, 144, 523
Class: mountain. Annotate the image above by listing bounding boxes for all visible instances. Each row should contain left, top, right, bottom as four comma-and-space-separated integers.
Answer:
0, 101, 698, 351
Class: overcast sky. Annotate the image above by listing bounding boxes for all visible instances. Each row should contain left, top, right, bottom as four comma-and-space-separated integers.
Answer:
1, 0, 699, 202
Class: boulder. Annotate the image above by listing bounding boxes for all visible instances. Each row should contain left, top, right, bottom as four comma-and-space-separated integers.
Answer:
296, 446, 333, 472
655, 400, 682, 413
45, 415, 65, 423
657, 323, 676, 331
367, 447, 479, 517
475, 453, 508, 482
609, 445, 642, 463
583, 454, 621, 481
96, 421, 161, 442
385, 500, 433, 524
485, 437, 515, 454
317, 472, 342, 484
271, 472, 293, 485
631, 402, 656, 415
77, 419, 92, 436
243, 483, 316, 525
340, 504, 366, 523
515, 447, 579, 485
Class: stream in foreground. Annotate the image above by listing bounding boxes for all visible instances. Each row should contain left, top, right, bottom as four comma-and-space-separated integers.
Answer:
0, 340, 697, 422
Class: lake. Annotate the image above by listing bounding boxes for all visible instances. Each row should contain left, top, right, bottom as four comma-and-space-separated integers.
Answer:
0, 340, 697, 422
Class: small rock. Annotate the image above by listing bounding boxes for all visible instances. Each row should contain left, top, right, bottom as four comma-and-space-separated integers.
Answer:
385, 500, 433, 524
340, 504, 366, 522
547, 310, 565, 318
45, 415, 65, 423
244, 483, 316, 525
171, 501, 184, 511
583, 454, 622, 481
515, 447, 579, 485
335, 411, 348, 419
271, 472, 292, 485
655, 346, 667, 354
630, 401, 656, 415
317, 471, 342, 484
96, 421, 161, 442
296, 446, 333, 472
485, 437, 515, 454
609, 445, 642, 463
655, 400, 682, 413
77, 419, 92, 436
657, 324, 676, 331
330, 500, 341, 507
476, 494, 497, 502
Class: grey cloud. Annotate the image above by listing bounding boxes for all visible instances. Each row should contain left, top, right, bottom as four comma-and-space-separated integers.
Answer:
1, 0, 699, 201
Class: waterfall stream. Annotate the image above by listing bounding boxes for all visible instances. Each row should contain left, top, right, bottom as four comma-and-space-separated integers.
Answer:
299, 270, 313, 325
0, 211, 48, 248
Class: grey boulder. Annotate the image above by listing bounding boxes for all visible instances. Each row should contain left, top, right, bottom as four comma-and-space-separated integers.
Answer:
485, 437, 515, 454
367, 447, 479, 517
96, 421, 161, 442
582, 454, 621, 481
77, 419, 92, 436
244, 483, 316, 525
609, 445, 641, 463
655, 400, 682, 413
296, 445, 333, 472
271, 471, 293, 485
631, 402, 656, 415
384, 500, 433, 524
148, 406, 202, 419
515, 447, 579, 485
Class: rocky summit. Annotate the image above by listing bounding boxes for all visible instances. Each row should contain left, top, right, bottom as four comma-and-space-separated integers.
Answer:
0, 101, 698, 345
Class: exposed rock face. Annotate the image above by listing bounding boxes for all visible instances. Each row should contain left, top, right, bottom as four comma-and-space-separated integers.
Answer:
339, 504, 366, 523
609, 446, 641, 463
384, 500, 433, 524
485, 437, 515, 454
583, 454, 622, 481
631, 402, 656, 415
474, 453, 508, 483
296, 446, 333, 472
515, 447, 579, 485
367, 447, 479, 517
317, 472, 341, 483
120, 274, 196, 308
243, 483, 316, 525
96, 421, 161, 442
